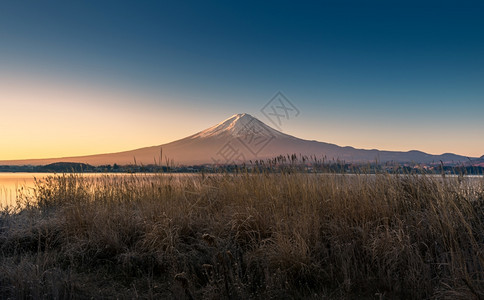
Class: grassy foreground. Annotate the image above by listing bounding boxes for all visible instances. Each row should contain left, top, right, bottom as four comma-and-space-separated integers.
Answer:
0, 171, 483, 299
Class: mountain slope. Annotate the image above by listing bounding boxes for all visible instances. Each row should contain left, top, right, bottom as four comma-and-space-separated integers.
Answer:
0, 113, 477, 166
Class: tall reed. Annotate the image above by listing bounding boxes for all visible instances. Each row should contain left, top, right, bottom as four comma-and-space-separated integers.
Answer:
0, 171, 483, 298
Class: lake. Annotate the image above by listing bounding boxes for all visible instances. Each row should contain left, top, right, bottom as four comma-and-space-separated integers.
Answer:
0, 173, 44, 208
1, 172, 482, 209
0, 172, 155, 208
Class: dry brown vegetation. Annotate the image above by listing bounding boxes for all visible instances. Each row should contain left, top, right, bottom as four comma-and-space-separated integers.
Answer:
0, 171, 483, 299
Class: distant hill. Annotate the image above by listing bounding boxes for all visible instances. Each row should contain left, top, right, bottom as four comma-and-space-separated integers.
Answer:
36, 162, 95, 172
0, 113, 479, 166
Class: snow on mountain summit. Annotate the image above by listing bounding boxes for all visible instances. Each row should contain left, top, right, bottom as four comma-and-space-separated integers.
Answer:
190, 113, 285, 139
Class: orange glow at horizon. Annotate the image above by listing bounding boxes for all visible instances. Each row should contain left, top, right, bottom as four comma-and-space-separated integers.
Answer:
1, 73, 482, 161
0, 73, 209, 160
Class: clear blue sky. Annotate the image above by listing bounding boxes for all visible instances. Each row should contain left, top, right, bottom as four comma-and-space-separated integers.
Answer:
0, 0, 483, 159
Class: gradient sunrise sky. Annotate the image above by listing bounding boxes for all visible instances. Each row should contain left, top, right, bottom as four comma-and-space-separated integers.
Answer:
1, 0, 483, 160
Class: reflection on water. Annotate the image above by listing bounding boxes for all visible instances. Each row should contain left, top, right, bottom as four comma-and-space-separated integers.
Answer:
0, 173, 141, 208
0, 172, 196, 208
0, 173, 43, 208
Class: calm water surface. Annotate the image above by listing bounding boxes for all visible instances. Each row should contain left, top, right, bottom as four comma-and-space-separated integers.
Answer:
1, 172, 482, 208
0, 173, 44, 208
0, 172, 169, 208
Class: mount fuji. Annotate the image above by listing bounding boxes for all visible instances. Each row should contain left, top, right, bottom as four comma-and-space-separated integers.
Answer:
0, 113, 477, 166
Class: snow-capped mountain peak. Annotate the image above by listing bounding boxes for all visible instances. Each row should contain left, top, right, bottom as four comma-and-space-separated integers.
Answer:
190, 113, 285, 139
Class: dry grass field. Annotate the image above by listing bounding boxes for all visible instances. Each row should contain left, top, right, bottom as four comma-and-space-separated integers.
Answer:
0, 170, 483, 299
